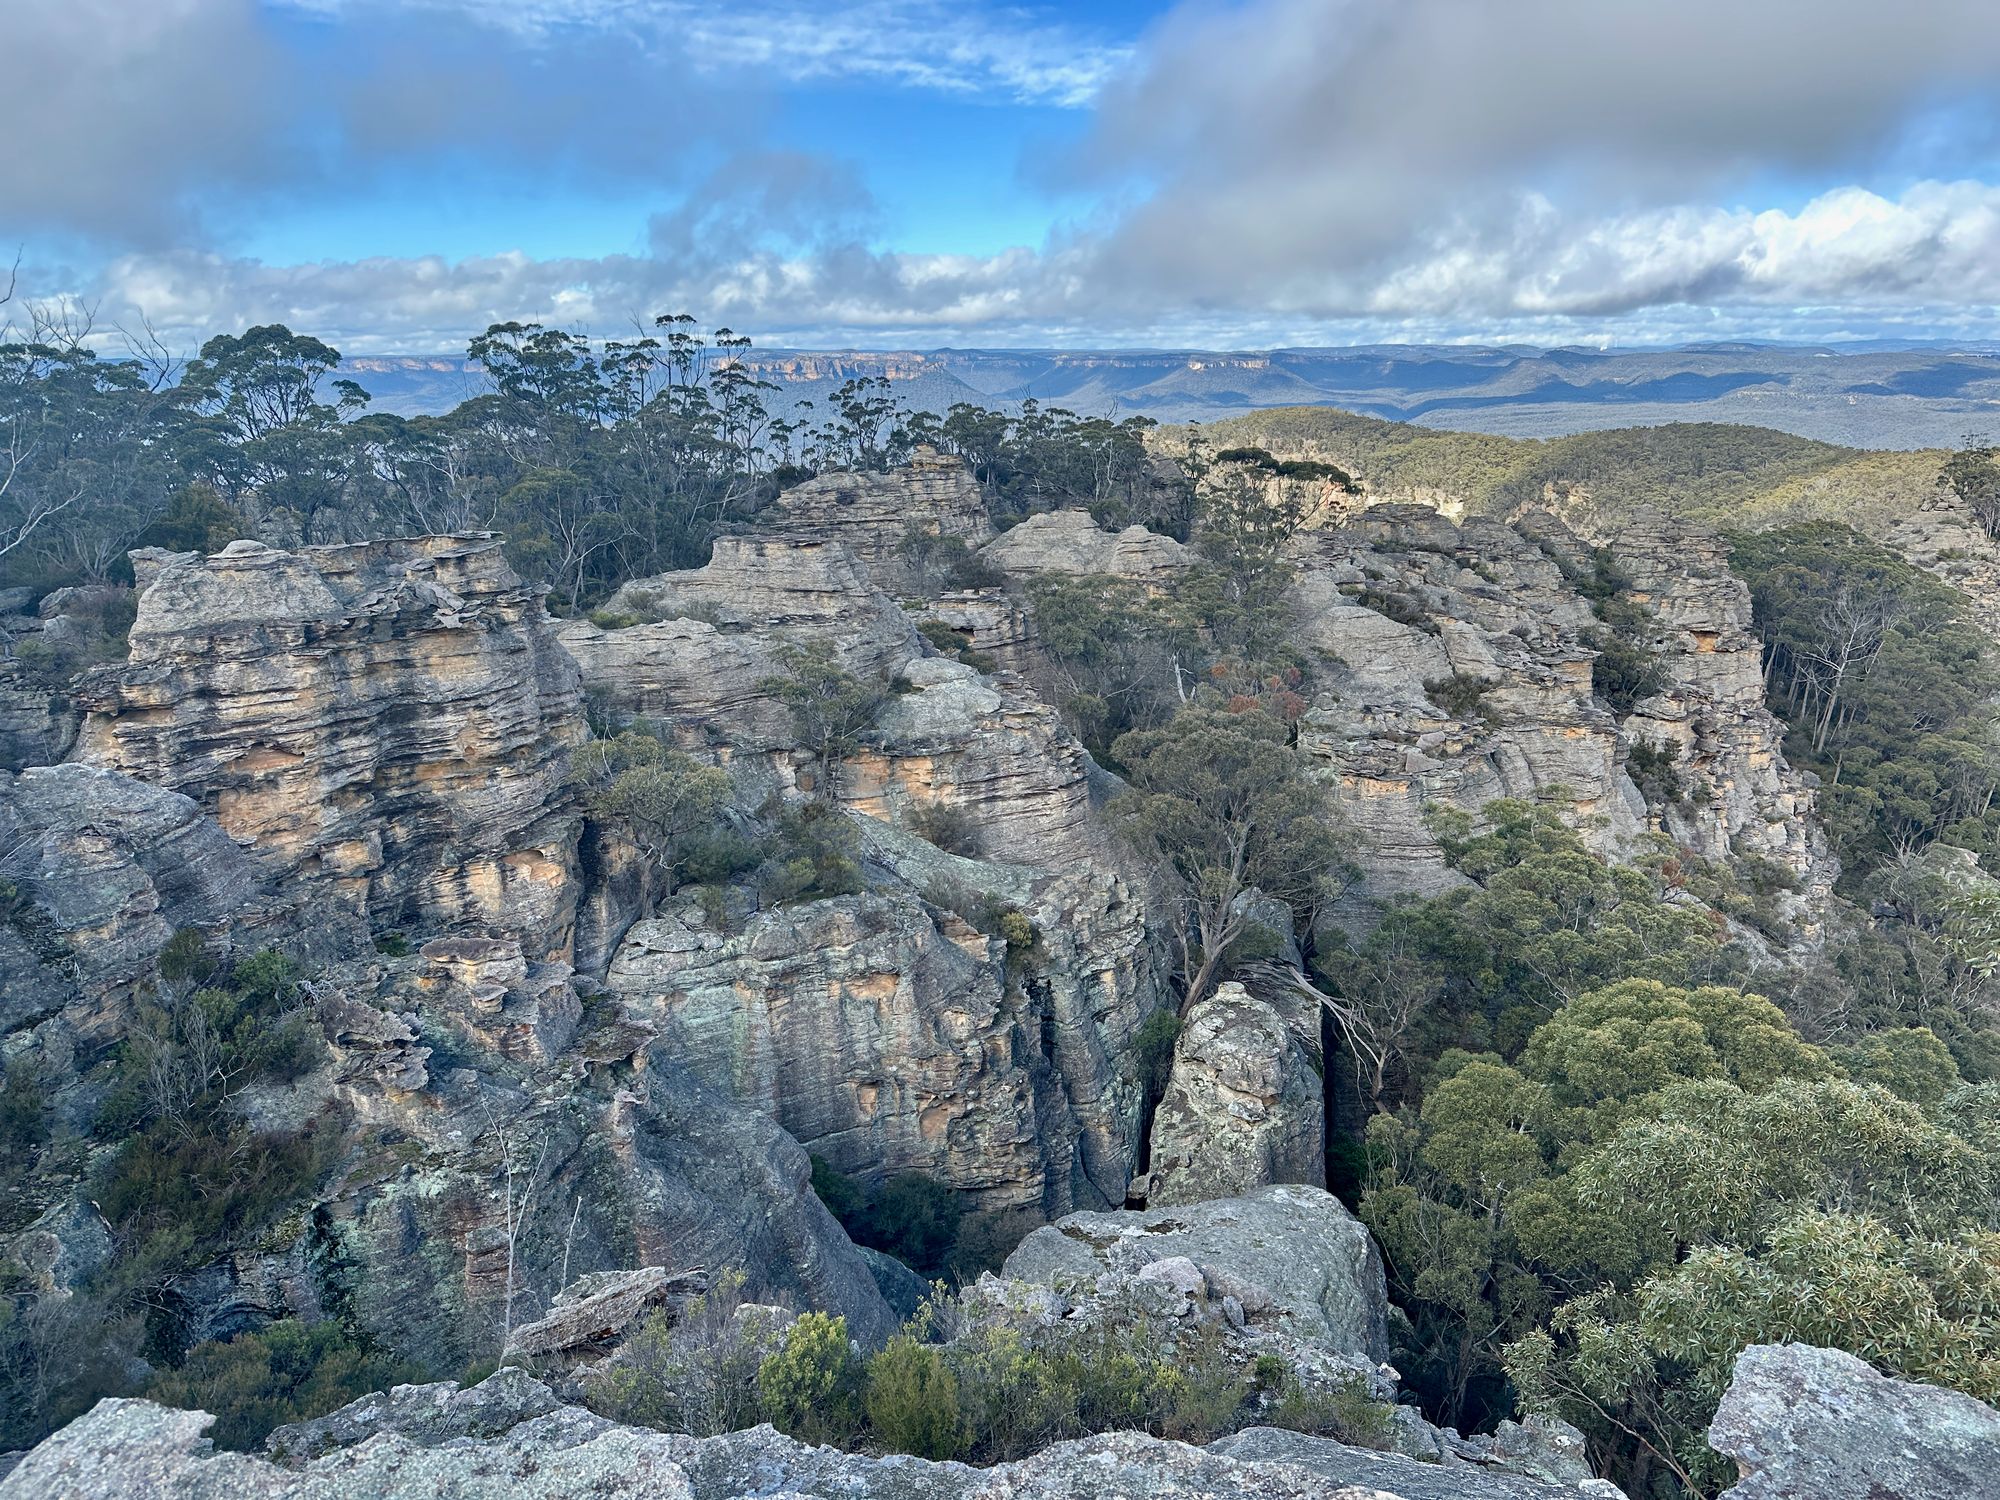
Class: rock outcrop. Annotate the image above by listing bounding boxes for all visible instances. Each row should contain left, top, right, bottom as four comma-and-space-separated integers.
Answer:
1291, 504, 1821, 906
292, 945, 900, 1370
608, 819, 1165, 1214
1563, 507, 1825, 892
1003, 1184, 1390, 1362
982, 509, 1192, 585
1145, 980, 1325, 1207
0, 763, 292, 1036
73, 536, 585, 958
760, 446, 993, 592
1, 1392, 1629, 1500
1292, 507, 1642, 899
1708, 1343, 2000, 1500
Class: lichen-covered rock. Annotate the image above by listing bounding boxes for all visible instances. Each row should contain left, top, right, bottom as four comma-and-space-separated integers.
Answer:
1292, 508, 1643, 901
845, 656, 1110, 868
1146, 981, 1324, 1207
1212, 1427, 1624, 1498
1708, 1343, 2000, 1500
982, 510, 1191, 585
264, 1367, 563, 1463
606, 822, 1167, 1216
302, 951, 901, 1365
2, 1397, 1631, 1500
1003, 1184, 1390, 1361
73, 536, 584, 958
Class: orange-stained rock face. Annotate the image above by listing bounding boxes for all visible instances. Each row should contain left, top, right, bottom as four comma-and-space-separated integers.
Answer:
74, 535, 586, 959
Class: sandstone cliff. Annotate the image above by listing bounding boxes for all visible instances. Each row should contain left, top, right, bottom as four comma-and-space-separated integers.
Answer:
73, 536, 585, 959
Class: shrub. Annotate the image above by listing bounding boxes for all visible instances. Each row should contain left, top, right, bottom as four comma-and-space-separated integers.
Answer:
757, 1312, 861, 1444
907, 800, 983, 857
757, 802, 864, 904
1423, 673, 1490, 722
1263, 1374, 1392, 1447
148, 1320, 420, 1453
587, 1275, 783, 1437
866, 1335, 965, 1458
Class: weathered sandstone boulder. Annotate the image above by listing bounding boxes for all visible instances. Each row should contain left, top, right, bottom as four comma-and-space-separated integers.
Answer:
73, 536, 584, 958
1003, 1184, 1390, 1362
1709, 1343, 2000, 1500
1146, 980, 1325, 1207
982, 509, 1191, 585
0, 763, 296, 1035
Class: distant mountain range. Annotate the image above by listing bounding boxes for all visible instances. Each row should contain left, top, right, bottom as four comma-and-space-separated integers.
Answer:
339, 343, 2000, 449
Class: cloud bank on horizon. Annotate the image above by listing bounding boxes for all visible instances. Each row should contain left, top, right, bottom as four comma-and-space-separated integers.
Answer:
6, 0, 2000, 354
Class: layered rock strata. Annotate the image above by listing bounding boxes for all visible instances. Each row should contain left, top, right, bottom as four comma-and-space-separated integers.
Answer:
607, 819, 1163, 1214
73, 536, 584, 958
1291, 504, 1820, 904
1562, 507, 1825, 890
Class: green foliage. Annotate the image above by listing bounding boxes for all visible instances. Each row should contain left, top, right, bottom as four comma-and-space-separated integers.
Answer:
812, 1160, 964, 1279
1424, 673, 1490, 721
760, 640, 886, 799
756, 801, 864, 904
148, 1320, 422, 1453
572, 730, 734, 894
866, 1335, 965, 1458
586, 1274, 783, 1438
1214, 445, 1357, 489
756, 1312, 862, 1445
905, 799, 983, 857
1731, 523, 2000, 881
1023, 572, 1183, 758
135, 484, 246, 555
937, 399, 1173, 534
1359, 949, 1997, 1489
1113, 705, 1350, 1007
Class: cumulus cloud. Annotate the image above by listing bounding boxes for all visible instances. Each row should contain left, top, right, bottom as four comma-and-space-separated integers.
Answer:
1060, 0, 2000, 315
63, 179, 2000, 355
13, 0, 2000, 346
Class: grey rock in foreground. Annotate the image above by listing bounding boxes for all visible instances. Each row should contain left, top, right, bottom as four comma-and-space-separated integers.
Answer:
0, 1393, 1624, 1500
1709, 1342, 2000, 1500
1003, 1183, 1391, 1362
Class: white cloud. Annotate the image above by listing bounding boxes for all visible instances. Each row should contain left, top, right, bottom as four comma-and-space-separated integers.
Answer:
278, 0, 1131, 105
50, 180, 2000, 355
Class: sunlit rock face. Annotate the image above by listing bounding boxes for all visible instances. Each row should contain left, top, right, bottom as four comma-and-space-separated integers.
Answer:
73, 535, 586, 958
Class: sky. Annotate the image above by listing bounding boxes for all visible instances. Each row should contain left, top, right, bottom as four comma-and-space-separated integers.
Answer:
6, 0, 2000, 355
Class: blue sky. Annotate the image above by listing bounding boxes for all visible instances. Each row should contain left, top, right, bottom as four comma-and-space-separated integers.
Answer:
7, 0, 2000, 354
